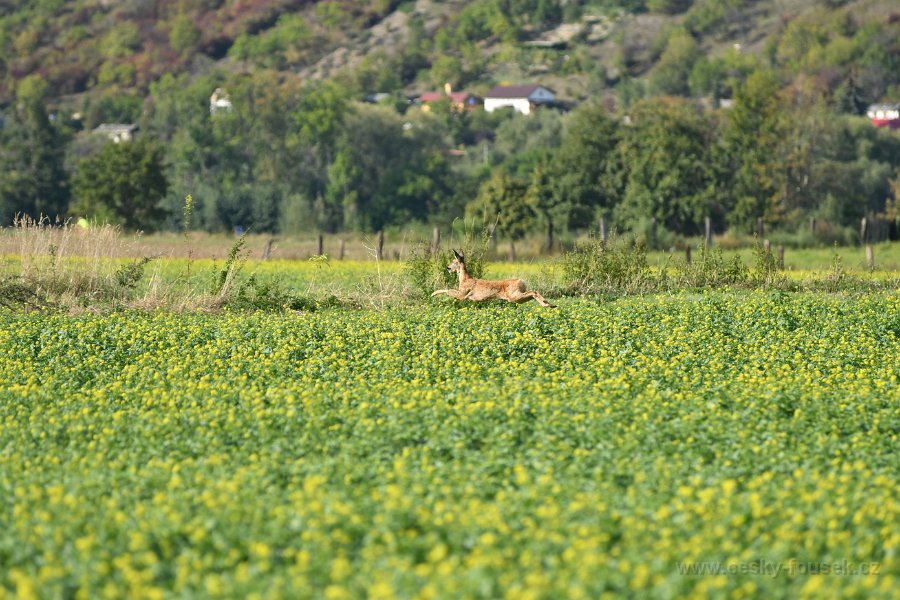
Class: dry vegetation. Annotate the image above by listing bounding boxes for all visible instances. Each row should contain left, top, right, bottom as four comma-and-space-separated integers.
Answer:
0, 217, 243, 312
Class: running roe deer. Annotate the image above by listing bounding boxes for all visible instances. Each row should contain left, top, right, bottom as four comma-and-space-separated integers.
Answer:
431, 250, 556, 308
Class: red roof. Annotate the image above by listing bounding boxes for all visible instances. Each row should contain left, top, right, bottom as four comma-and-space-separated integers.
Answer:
867, 103, 900, 129
485, 84, 552, 99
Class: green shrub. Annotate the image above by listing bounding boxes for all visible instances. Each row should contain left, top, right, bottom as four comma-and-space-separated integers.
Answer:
227, 274, 344, 312
212, 232, 247, 296
563, 234, 651, 294
227, 275, 306, 311
0, 276, 48, 311
114, 257, 151, 292
752, 239, 785, 287
663, 244, 748, 289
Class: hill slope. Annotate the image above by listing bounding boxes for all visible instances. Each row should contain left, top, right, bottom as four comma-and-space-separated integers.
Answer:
1, 0, 898, 114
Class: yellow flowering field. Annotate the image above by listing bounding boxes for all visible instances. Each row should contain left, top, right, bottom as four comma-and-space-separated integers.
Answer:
0, 291, 898, 599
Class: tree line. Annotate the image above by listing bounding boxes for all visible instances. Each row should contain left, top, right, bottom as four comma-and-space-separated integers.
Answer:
1, 67, 898, 244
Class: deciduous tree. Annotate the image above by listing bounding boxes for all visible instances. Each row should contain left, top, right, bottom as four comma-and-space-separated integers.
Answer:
0, 77, 70, 223
612, 98, 716, 235
72, 138, 169, 231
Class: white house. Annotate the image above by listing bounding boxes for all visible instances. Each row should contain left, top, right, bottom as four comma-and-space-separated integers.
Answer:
484, 84, 555, 115
210, 88, 233, 115
93, 123, 138, 143
867, 103, 900, 129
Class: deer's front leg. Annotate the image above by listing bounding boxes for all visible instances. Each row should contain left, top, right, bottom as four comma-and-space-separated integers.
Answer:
432, 289, 466, 299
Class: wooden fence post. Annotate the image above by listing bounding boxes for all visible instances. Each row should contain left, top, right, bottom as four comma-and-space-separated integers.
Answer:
704, 216, 712, 247
599, 217, 607, 242
763, 239, 771, 255
262, 238, 274, 260
809, 216, 816, 235
757, 217, 764, 240
431, 227, 440, 257
860, 217, 868, 244
376, 230, 384, 261
509, 240, 516, 262
317, 233, 324, 257
866, 244, 874, 270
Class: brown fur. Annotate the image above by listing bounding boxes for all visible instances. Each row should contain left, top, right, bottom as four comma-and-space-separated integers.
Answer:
431, 250, 556, 308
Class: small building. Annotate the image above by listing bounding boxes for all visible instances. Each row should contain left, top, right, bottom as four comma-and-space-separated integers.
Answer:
484, 84, 555, 115
363, 92, 392, 104
210, 88, 232, 115
93, 123, 138, 143
418, 90, 482, 113
867, 103, 900, 129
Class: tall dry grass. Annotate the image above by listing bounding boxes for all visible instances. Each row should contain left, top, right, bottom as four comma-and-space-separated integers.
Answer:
0, 215, 250, 311
3, 215, 138, 301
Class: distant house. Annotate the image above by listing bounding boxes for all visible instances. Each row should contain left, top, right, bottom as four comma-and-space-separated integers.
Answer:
867, 103, 900, 129
210, 88, 232, 115
363, 92, 392, 104
93, 123, 138, 143
484, 84, 555, 115
418, 90, 482, 113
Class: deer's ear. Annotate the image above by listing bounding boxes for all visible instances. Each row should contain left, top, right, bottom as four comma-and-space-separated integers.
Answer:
453, 249, 463, 261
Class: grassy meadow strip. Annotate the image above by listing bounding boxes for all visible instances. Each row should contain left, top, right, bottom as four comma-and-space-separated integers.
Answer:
645, 241, 900, 272
0, 292, 897, 599
2, 218, 899, 312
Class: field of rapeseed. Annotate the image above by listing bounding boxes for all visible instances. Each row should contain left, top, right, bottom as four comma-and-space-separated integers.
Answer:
1, 291, 898, 599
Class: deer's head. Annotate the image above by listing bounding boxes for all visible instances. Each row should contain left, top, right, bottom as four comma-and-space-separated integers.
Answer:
446, 249, 465, 274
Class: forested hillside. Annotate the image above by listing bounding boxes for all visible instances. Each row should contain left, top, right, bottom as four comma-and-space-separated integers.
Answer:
1, 0, 899, 243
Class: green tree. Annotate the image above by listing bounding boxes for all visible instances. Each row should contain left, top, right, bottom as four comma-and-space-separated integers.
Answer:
647, 0, 693, 14
548, 103, 620, 229
326, 105, 455, 231
430, 55, 464, 89
527, 161, 569, 251
466, 170, 534, 241
833, 72, 868, 115
294, 81, 351, 201
774, 19, 828, 71
806, 116, 899, 227
721, 69, 786, 230
0, 77, 70, 223
648, 28, 701, 96
533, 0, 563, 25
492, 108, 563, 171
72, 138, 169, 231
145, 73, 219, 230
169, 14, 201, 54
688, 57, 727, 98
612, 98, 717, 235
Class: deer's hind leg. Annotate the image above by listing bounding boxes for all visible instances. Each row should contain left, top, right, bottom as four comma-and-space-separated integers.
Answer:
508, 290, 557, 308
